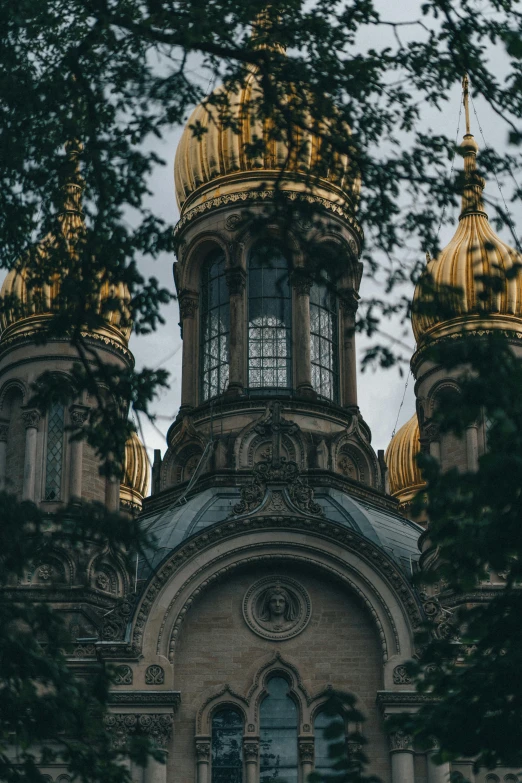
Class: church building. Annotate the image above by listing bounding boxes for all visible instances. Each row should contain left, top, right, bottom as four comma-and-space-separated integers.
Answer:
1, 69, 521, 783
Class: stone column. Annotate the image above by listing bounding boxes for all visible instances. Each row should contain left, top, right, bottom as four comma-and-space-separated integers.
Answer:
427, 751, 450, 783
0, 420, 8, 490
340, 295, 358, 410
466, 423, 479, 472
68, 405, 89, 501
291, 273, 314, 396
22, 409, 40, 502
388, 731, 415, 783
243, 739, 259, 783
226, 267, 247, 396
179, 289, 199, 411
298, 737, 314, 782
195, 739, 211, 783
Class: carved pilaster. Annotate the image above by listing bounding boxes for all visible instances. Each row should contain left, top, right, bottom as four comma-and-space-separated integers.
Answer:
21, 408, 40, 429
69, 404, 89, 427
388, 730, 413, 752
298, 739, 315, 763
225, 267, 246, 296
179, 290, 199, 320
243, 740, 259, 762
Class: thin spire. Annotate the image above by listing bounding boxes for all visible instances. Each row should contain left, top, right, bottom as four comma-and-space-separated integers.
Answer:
462, 74, 471, 136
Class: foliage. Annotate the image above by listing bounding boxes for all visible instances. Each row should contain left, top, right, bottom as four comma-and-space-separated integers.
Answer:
0, 493, 156, 782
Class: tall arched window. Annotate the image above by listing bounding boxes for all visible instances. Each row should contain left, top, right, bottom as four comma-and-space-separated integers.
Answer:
260, 676, 298, 783
200, 250, 230, 400
314, 710, 346, 777
211, 708, 243, 783
310, 274, 339, 401
44, 401, 65, 501
248, 244, 292, 389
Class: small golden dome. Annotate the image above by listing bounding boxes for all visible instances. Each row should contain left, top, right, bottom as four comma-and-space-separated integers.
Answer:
412, 131, 522, 344
174, 69, 360, 216
385, 414, 425, 507
120, 430, 149, 513
0, 142, 131, 345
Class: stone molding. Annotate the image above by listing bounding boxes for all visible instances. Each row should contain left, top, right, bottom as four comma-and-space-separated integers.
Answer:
108, 690, 181, 708
173, 189, 363, 246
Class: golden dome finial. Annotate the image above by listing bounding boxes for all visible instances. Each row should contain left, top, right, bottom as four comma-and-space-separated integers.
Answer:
385, 413, 425, 511
412, 75, 522, 344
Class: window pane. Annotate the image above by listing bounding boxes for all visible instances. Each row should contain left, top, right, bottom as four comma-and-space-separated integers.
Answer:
310, 275, 339, 402
44, 401, 64, 501
314, 711, 346, 777
201, 250, 230, 401
260, 677, 298, 783
248, 245, 292, 389
212, 709, 243, 783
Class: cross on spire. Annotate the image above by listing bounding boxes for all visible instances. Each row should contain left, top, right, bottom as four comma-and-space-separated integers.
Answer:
463, 74, 471, 136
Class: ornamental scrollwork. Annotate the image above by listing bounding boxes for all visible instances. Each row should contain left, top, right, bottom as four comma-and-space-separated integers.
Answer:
243, 741, 259, 762
145, 664, 165, 685
392, 664, 412, 685
195, 741, 211, 761
298, 740, 315, 763
113, 665, 133, 686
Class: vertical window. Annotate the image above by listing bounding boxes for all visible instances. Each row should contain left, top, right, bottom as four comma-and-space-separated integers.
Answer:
201, 250, 230, 400
314, 710, 346, 777
310, 275, 339, 401
248, 244, 292, 389
260, 676, 298, 783
211, 708, 243, 783
44, 401, 65, 501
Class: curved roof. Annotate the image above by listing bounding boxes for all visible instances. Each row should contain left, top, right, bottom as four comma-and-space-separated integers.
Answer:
385, 413, 425, 507
139, 485, 421, 578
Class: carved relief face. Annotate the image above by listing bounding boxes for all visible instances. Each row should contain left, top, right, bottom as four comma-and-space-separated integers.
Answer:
268, 592, 286, 619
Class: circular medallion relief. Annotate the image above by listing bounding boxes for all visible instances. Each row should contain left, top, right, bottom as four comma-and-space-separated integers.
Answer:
243, 576, 311, 641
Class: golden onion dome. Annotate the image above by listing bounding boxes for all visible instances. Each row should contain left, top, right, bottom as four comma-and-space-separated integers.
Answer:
385, 413, 425, 508
412, 128, 522, 344
0, 141, 131, 346
120, 430, 149, 513
174, 68, 360, 217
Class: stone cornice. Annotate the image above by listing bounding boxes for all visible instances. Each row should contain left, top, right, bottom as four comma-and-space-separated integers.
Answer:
0, 330, 133, 366
411, 327, 522, 375
376, 691, 433, 710
108, 690, 181, 708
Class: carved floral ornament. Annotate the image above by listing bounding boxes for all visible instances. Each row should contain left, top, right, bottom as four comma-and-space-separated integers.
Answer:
243, 576, 312, 641
103, 713, 174, 750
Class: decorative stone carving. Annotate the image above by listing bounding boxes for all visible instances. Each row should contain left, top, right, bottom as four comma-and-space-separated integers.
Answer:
388, 730, 413, 752
225, 266, 247, 295
225, 213, 242, 230
69, 405, 89, 427
195, 740, 211, 761
392, 664, 412, 685
290, 271, 312, 296
138, 713, 173, 748
299, 740, 315, 763
243, 576, 312, 641
145, 664, 165, 685
104, 713, 138, 749
179, 291, 198, 319
114, 665, 133, 685
37, 564, 54, 581
96, 571, 111, 592
233, 459, 322, 517
243, 740, 259, 761
21, 408, 40, 428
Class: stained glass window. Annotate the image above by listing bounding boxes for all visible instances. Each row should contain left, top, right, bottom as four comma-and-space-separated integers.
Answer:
211, 708, 243, 783
310, 275, 339, 401
201, 250, 230, 401
44, 401, 64, 501
260, 676, 298, 783
314, 711, 346, 777
248, 245, 292, 389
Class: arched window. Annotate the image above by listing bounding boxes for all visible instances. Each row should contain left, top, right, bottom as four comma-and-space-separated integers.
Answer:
314, 710, 346, 777
201, 249, 230, 401
211, 708, 243, 783
260, 676, 298, 783
310, 274, 339, 401
248, 244, 292, 389
44, 401, 65, 501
